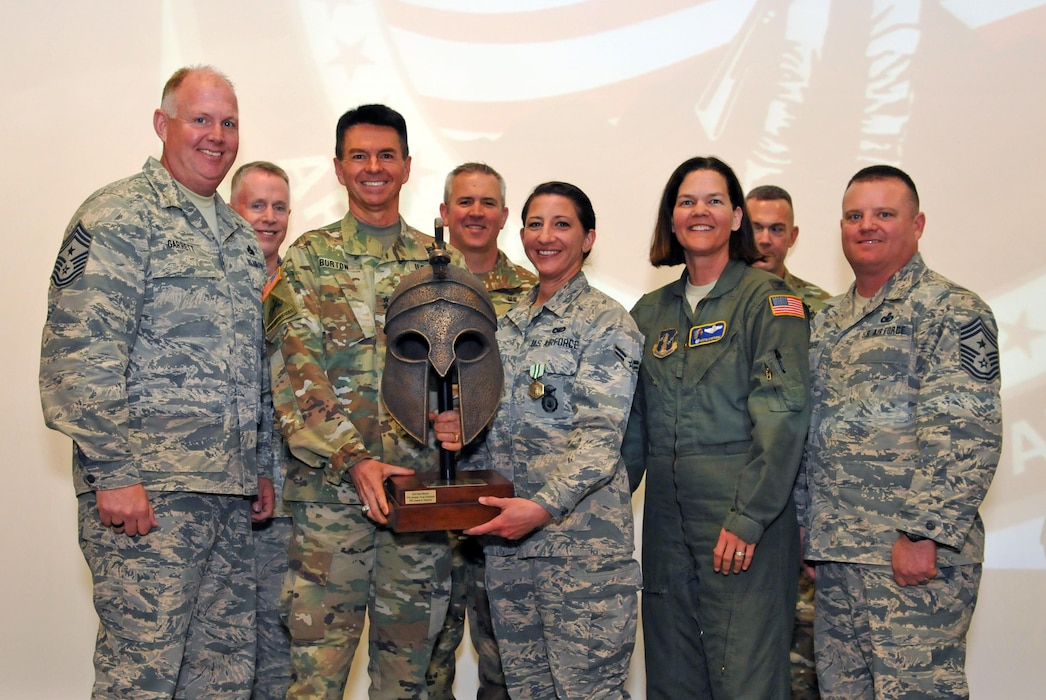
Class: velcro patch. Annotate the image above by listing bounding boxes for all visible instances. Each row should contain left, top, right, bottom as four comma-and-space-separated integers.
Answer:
51, 221, 93, 288
959, 317, 1000, 381
688, 321, 726, 347
769, 294, 805, 318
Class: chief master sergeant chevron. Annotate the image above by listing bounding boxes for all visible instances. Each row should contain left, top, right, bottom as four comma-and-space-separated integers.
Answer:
39, 65, 273, 698
795, 165, 1002, 699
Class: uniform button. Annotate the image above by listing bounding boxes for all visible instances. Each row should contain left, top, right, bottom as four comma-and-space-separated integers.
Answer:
925, 522, 936, 530
85, 474, 96, 483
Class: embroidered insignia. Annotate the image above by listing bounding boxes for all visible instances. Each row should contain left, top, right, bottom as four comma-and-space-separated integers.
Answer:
540, 385, 558, 413
652, 329, 678, 358
959, 317, 1000, 381
262, 266, 282, 301
51, 222, 93, 288
614, 345, 641, 372
688, 321, 726, 347
769, 294, 806, 318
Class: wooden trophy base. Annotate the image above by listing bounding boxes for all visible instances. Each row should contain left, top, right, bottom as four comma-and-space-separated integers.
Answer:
384, 469, 514, 533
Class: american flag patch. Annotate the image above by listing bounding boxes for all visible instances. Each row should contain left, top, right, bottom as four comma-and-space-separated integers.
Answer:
768, 295, 805, 318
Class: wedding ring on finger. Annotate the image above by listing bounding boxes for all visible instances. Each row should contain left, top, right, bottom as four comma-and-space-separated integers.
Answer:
735, 551, 745, 558
361, 504, 371, 514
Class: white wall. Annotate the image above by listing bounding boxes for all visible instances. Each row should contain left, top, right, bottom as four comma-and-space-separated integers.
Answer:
3, 1, 1045, 697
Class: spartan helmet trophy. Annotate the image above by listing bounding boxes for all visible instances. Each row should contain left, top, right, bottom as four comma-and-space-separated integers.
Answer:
380, 219, 513, 532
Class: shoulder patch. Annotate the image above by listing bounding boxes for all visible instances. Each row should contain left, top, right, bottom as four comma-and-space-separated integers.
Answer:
959, 317, 1000, 381
51, 221, 93, 288
769, 294, 806, 318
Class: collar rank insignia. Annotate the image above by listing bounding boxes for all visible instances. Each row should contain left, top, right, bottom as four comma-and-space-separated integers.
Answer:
689, 321, 726, 347
769, 294, 806, 318
959, 317, 1000, 381
652, 329, 678, 358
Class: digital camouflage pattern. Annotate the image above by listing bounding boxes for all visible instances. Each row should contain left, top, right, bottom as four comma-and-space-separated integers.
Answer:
427, 251, 532, 700
814, 562, 980, 699
797, 253, 1001, 698
267, 213, 458, 699
41, 158, 270, 698
486, 553, 640, 700
458, 272, 642, 698
78, 489, 257, 697
41, 157, 271, 497
797, 253, 1002, 566
252, 515, 293, 700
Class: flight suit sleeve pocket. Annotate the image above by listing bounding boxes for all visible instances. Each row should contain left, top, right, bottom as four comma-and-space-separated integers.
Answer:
759, 346, 807, 412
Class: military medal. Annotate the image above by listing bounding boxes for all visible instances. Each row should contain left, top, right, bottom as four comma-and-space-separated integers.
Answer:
529, 363, 545, 399
540, 385, 558, 413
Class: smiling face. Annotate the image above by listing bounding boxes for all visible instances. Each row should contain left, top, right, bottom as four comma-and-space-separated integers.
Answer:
747, 197, 798, 278
841, 177, 924, 295
440, 171, 508, 266
231, 169, 290, 269
521, 193, 595, 303
154, 71, 239, 197
334, 123, 411, 226
672, 169, 743, 268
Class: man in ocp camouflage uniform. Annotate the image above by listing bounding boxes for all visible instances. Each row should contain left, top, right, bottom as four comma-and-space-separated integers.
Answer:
796, 165, 1001, 699
426, 162, 536, 700
266, 104, 455, 699
39, 66, 273, 698
746, 184, 830, 700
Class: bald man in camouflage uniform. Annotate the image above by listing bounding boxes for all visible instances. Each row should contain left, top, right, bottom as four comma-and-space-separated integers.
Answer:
266, 104, 455, 699
40, 66, 272, 698
427, 163, 536, 700
796, 166, 1001, 699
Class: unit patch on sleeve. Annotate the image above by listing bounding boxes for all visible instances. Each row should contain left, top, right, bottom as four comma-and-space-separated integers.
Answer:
959, 317, 1000, 381
51, 221, 93, 289
769, 294, 806, 318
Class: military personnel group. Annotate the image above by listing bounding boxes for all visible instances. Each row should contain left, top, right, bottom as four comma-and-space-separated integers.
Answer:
40, 66, 1002, 700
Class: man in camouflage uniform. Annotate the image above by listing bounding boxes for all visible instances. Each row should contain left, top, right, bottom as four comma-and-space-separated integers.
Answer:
426, 162, 536, 700
267, 104, 453, 699
231, 160, 294, 700
39, 66, 273, 698
747, 184, 832, 313
795, 165, 1002, 699
746, 184, 830, 699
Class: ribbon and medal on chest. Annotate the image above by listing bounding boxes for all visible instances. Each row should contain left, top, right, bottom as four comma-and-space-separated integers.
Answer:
528, 363, 558, 412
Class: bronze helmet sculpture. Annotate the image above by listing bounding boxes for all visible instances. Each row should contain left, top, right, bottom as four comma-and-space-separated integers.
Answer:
382, 222, 503, 447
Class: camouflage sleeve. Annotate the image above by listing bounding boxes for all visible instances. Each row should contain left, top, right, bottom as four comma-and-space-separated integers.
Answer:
39, 202, 146, 489
529, 306, 643, 521
621, 366, 648, 493
794, 311, 828, 530
722, 298, 812, 544
898, 302, 1002, 548
256, 332, 274, 481
273, 243, 369, 483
